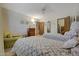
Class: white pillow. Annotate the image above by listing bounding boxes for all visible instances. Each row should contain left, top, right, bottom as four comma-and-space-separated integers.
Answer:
64, 31, 77, 39
43, 33, 67, 41
62, 37, 78, 48
70, 22, 79, 32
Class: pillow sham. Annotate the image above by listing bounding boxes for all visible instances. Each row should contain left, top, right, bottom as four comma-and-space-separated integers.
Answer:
70, 22, 79, 32
64, 30, 77, 39
43, 33, 68, 41
62, 37, 78, 49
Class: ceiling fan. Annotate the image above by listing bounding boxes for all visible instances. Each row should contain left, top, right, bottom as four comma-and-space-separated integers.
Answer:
41, 4, 49, 14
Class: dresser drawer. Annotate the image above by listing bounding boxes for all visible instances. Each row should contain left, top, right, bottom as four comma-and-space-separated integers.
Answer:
27, 28, 35, 36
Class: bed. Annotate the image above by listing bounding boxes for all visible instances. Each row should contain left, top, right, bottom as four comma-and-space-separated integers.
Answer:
11, 36, 77, 56
11, 22, 79, 56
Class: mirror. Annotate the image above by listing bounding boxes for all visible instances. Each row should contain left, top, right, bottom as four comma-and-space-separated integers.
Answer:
47, 21, 51, 33
57, 16, 71, 34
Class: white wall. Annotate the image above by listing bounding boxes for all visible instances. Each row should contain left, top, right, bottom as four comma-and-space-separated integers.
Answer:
2, 8, 31, 35
2, 8, 57, 35
1, 3, 79, 34
0, 8, 4, 56
2, 8, 77, 35
1, 3, 79, 35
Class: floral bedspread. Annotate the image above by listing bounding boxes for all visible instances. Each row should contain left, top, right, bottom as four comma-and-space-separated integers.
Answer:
11, 36, 72, 56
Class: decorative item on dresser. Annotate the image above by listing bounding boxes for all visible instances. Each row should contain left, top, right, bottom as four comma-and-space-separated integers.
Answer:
27, 28, 35, 36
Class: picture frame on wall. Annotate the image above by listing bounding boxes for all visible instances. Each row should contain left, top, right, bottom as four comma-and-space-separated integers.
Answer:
47, 21, 51, 33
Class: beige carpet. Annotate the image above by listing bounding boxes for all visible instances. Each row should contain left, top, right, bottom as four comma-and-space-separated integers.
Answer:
5, 48, 16, 56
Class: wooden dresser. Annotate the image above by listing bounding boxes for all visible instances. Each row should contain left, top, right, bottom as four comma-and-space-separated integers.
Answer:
27, 28, 35, 36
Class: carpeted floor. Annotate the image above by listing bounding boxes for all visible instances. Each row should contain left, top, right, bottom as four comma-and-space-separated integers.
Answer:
5, 48, 13, 56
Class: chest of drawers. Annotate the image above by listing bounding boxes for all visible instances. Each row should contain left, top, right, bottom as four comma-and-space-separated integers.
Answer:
27, 28, 35, 36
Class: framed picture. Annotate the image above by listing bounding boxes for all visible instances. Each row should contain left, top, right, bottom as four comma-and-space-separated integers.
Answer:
47, 21, 51, 33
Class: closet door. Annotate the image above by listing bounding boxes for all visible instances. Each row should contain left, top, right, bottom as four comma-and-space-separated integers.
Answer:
0, 8, 4, 56
36, 22, 44, 35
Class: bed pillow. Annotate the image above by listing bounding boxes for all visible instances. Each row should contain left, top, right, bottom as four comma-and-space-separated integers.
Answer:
70, 22, 79, 32
64, 31, 77, 39
43, 33, 67, 41
62, 37, 78, 49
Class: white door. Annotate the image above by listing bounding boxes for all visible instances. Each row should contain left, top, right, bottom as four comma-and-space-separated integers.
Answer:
0, 8, 4, 56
